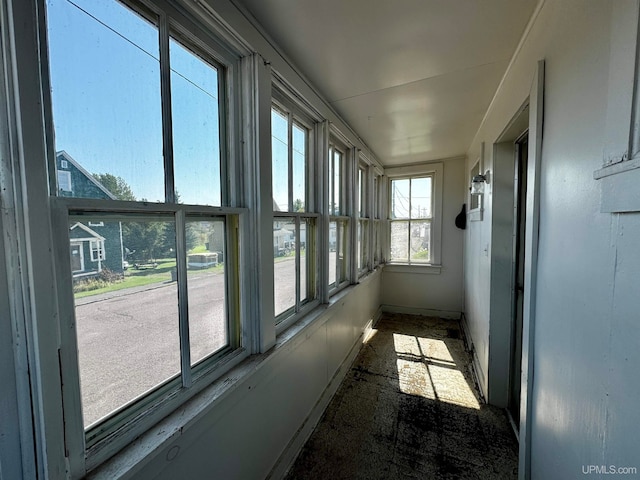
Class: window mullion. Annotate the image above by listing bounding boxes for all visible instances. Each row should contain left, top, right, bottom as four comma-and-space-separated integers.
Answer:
175, 210, 192, 388
159, 14, 176, 203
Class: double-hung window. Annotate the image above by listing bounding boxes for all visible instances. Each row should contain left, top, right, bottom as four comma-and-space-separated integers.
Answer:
389, 176, 434, 264
356, 159, 370, 276
372, 172, 383, 266
89, 239, 105, 262
46, 0, 245, 471
271, 98, 318, 326
328, 137, 350, 292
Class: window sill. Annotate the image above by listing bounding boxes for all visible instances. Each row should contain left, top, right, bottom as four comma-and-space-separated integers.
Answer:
594, 157, 640, 212
383, 263, 442, 275
593, 156, 640, 179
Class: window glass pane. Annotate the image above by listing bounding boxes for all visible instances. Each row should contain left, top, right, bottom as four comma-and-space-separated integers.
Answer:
272, 109, 289, 212
171, 38, 221, 206
48, 0, 164, 202
332, 150, 342, 215
373, 176, 379, 219
328, 220, 337, 287
411, 177, 432, 218
373, 221, 380, 264
328, 148, 334, 214
292, 123, 306, 212
186, 219, 227, 365
71, 215, 179, 428
274, 217, 295, 316
300, 219, 308, 303
359, 219, 369, 272
410, 221, 431, 263
337, 219, 348, 283
358, 167, 365, 217
390, 221, 409, 262
391, 179, 410, 219
357, 220, 361, 271
58, 170, 72, 192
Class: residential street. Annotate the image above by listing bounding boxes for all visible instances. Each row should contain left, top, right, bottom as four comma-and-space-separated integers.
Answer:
76, 258, 300, 426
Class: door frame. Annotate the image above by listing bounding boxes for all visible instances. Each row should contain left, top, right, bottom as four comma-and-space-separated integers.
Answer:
487, 60, 544, 480
70, 241, 85, 274
507, 130, 528, 433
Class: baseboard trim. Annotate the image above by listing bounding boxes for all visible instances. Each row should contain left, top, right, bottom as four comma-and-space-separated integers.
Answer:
381, 304, 462, 320
372, 305, 383, 328
460, 313, 486, 403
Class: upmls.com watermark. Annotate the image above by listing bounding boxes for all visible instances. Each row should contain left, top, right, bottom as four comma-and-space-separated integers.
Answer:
582, 465, 638, 475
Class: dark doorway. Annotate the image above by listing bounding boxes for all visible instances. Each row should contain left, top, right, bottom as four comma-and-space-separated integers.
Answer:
508, 132, 528, 432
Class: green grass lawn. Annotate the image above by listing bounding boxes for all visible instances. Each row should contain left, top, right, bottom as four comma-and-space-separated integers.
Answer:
273, 248, 305, 263
74, 258, 225, 299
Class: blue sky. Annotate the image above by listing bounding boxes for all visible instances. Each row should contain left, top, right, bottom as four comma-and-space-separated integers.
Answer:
390, 177, 432, 219
271, 108, 307, 212
47, 0, 221, 205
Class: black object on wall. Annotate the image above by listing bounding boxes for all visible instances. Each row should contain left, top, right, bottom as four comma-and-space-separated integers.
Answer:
455, 203, 466, 230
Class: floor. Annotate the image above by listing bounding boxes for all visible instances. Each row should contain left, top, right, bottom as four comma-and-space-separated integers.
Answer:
285, 313, 519, 479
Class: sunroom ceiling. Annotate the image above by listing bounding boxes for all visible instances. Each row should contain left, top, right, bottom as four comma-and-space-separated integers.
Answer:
233, 0, 538, 166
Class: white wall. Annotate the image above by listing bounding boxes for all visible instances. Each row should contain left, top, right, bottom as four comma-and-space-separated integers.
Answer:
381, 157, 465, 317
464, 0, 640, 477
129, 272, 381, 480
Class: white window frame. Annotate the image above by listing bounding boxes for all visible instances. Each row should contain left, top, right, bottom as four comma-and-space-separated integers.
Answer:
328, 131, 352, 295
270, 90, 321, 332
371, 170, 384, 267
70, 241, 85, 273
40, 0, 252, 474
89, 239, 105, 262
57, 169, 72, 192
385, 163, 443, 271
356, 155, 370, 277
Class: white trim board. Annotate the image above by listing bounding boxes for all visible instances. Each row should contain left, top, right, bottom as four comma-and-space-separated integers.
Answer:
381, 304, 462, 320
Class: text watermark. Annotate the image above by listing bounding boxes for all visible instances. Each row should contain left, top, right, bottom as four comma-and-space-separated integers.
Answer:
582, 465, 638, 475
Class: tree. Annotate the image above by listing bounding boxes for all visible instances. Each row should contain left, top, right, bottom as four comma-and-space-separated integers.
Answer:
91, 177, 198, 261
123, 221, 165, 263
293, 198, 305, 212
93, 173, 136, 201
158, 190, 199, 255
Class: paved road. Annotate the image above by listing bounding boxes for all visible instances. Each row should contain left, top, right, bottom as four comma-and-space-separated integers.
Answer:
76, 272, 227, 426
77, 258, 304, 427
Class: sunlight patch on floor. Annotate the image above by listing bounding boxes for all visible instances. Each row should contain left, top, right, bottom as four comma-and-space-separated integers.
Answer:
396, 358, 436, 398
363, 327, 378, 344
393, 333, 480, 409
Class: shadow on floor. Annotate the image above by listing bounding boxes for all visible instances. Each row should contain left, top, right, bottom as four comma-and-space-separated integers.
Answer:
285, 313, 518, 480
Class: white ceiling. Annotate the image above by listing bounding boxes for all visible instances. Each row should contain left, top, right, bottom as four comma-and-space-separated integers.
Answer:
234, 0, 538, 166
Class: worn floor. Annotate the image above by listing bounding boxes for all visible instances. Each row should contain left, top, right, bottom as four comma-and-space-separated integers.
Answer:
285, 313, 518, 480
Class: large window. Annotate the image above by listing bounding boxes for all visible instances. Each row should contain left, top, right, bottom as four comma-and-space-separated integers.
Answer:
46, 0, 243, 466
328, 139, 350, 292
357, 160, 369, 276
372, 172, 383, 266
271, 101, 317, 325
389, 176, 433, 264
